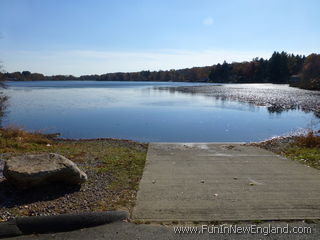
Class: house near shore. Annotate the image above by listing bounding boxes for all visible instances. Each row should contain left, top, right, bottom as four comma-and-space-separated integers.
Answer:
289, 75, 301, 84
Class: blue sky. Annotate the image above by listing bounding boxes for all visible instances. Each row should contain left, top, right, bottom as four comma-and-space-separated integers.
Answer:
0, 0, 319, 76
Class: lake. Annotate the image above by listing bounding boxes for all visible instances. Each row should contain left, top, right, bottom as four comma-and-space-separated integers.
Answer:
1, 81, 319, 142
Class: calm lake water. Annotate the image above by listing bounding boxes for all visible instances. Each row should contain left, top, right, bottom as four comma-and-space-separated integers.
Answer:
2, 81, 319, 142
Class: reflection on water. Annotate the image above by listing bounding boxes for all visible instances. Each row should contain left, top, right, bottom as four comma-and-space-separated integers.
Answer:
2, 81, 319, 142
158, 87, 294, 115
0, 93, 8, 127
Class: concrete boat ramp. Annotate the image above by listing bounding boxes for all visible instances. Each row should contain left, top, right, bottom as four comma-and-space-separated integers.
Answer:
132, 143, 320, 222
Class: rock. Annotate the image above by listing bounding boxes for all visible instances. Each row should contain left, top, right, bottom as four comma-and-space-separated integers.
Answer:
0, 158, 4, 179
3, 153, 87, 189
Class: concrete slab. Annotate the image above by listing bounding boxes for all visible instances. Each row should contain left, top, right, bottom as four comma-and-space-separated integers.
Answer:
132, 143, 320, 221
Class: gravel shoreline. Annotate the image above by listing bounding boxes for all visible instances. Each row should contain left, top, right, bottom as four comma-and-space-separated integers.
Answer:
158, 84, 320, 118
248, 135, 297, 153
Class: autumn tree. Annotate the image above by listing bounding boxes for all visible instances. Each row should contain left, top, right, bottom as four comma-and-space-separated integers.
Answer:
299, 54, 320, 90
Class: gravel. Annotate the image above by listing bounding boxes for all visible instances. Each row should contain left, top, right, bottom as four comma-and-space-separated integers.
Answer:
248, 135, 297, 153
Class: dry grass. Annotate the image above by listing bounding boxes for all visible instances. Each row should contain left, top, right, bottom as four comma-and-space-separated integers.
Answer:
294, 132, 320, 148
0, 127, 52, 152
254, 131, 320, 170
282, 132, 320, 170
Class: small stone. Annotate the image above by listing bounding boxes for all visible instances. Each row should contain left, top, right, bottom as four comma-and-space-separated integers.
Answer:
213, 193, 218, 197
152, 180, 156, 184
200, 180, 205, 183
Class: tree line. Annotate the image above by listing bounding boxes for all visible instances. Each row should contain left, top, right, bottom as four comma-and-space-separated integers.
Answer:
209, 52, 305, 83
0, 51, 319, 90
0, 67, 212, 82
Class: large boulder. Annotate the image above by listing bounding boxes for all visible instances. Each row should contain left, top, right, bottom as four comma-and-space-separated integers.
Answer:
3, 153, 87, 189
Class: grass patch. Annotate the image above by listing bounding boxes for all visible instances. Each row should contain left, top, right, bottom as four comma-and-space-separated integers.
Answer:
0, 127, 52, 152
281, 132, 320, 170
283, 148, 320, 169
256, 131, 320, 170
99, 147, 146, 190
93, 146, 147, 210
100, 146, 146, 190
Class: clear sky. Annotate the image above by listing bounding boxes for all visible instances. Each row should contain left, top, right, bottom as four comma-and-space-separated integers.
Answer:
0, 0, 319, 76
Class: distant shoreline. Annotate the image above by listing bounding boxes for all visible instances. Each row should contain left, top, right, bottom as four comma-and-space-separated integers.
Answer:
1, 51, 319, 90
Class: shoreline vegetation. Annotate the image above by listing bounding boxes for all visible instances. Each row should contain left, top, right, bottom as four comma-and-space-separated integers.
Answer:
1, 51, 319, 91
252, 131, 320, 170
0, 127, 319, 221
